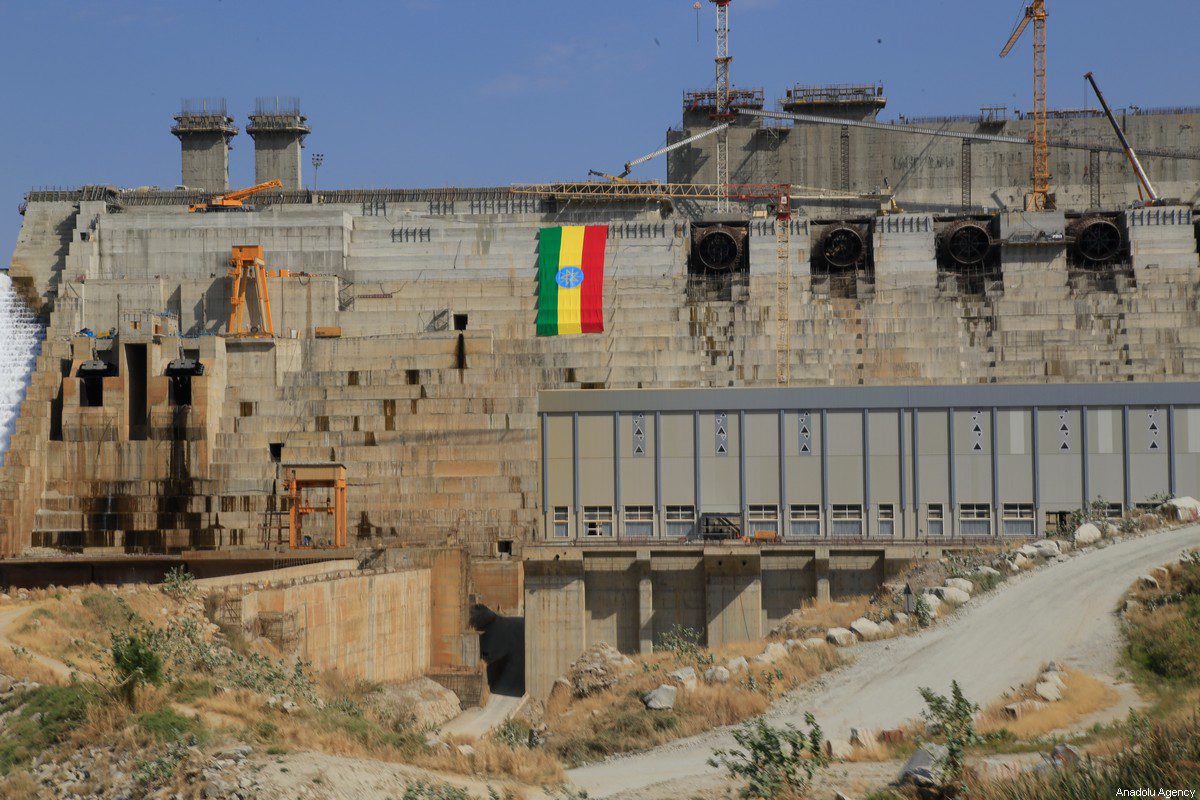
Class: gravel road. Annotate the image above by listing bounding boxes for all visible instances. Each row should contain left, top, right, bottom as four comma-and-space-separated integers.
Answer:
568, 525, 1200, 797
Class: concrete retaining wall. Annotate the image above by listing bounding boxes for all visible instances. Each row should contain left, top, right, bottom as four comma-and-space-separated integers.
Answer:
229, 567, 432, 684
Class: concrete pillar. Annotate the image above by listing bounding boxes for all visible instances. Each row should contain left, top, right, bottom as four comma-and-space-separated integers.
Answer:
815, 549, 831, 603
637, 550, 653, 654
247, 98, 311, 190
524, 552, 585, 699
704, 549, 762, 647
171, 101, 237, 192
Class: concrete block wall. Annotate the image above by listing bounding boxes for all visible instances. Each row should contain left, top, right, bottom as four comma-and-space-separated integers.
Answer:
221, 566, 432, 684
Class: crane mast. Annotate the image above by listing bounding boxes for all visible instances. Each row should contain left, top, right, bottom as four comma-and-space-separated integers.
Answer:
1001, 0, 1051, 210
711, 0, 733, 211
775, 191, 791, 384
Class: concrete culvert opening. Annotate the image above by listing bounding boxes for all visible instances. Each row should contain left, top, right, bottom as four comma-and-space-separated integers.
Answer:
937, 219, 1000, 295
470, 603, 525, 697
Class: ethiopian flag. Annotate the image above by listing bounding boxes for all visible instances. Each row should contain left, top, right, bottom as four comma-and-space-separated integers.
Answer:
537, 225, 607, 336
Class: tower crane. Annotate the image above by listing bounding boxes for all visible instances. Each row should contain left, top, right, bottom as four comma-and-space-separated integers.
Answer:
188, 179, 283, 213
1000, 0, 1051, 211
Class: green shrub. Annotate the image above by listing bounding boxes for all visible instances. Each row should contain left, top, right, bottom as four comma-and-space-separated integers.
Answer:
708, 715, 827, 800
492, 718, 532, 748
656, 625, 712, 666
136, 708, 207, 744
971, 713, 1200, 800
917, 680, 980, 786
0, 685, 96, 774
111, 633, 164, 703
914, 593, 934, 628
160, 566, 197, 600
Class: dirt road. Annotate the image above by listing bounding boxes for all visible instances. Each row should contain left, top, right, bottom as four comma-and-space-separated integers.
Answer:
568, 525, 1200, 797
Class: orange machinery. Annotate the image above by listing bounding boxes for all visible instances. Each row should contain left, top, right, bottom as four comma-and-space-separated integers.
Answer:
225, 245, 297, 338
188, 179, 283, 213
285, 464, 347, 549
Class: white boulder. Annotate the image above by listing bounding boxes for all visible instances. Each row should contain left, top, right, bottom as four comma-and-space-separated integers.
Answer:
726, 656, 749, 673
945, 578, 974, 594
1165, 496, 1200, 521
703, 666, 730, 684
1033, 539, 1061, 558
850, 618, 882, 641
642, 684, 677, 710
1034, 681, 1062, 702
668, 666, 697, 690
890, 611, 910, 625
934, 586, 971, 606
802, 636, 827, 650
826, 627, 856, 647
1072, 523, 1102, 546
877, 620, 895, 637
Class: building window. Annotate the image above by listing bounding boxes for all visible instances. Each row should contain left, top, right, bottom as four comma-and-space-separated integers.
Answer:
583, 506, 613, 537
1002, 503, 1035, 537
665, 505, 696, 539
552, 506, 569, 538
624, 505, 655, 538
1104, 503, 1123, 520
748, 504, 778, 540
960, 503, 992, 537
878, 504, 895, 537
831, 504, 863, 537
789, 504, 821, 538
927, 503, 944, 537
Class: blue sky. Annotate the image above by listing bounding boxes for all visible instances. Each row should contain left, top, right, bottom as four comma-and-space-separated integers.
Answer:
3, 0, 1198, 261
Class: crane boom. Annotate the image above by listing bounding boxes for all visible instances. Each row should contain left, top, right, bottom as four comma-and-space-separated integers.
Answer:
999, 10, 1032, 58
189, 179, 283, 213
617, 124, 730, 178
1084, 71, 1160, 203
221, 179, 283, 203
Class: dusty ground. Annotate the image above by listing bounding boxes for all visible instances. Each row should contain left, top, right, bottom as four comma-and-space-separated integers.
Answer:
568, 524, 1200, 797
238, 751, 540, 800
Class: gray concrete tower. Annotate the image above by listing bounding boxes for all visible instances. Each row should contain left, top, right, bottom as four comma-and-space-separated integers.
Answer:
246, 97, 310, 190
171, 99, 238, 192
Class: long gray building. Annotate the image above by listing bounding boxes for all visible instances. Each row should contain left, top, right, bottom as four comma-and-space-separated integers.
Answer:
539, 383, 1200, 543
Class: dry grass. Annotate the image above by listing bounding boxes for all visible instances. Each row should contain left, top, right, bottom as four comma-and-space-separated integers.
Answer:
0, 645, 61, 686
0, 770, 43, 800
772, 596, 875, 638
547, 642, 839, 766
6, 586, 190, 680
420, 739, 564, 786
978, 668, 1119, 739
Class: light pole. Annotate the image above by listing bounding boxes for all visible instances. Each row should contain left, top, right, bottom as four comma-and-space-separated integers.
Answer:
311, 152, 325, 192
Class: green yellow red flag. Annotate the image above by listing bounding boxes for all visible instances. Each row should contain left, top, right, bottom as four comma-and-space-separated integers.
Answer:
537, 225, 607, 336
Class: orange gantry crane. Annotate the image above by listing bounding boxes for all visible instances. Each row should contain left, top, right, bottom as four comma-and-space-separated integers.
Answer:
226, 245, 277, 338
188, 179, 283, 213
1001, 0, 1051, 210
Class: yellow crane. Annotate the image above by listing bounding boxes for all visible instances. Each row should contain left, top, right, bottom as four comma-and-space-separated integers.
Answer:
188, 179, 283, 213
1001, 0, 1051, 211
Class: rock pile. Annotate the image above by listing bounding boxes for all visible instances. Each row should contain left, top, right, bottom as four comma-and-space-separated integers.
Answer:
567, 642, 633, 698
